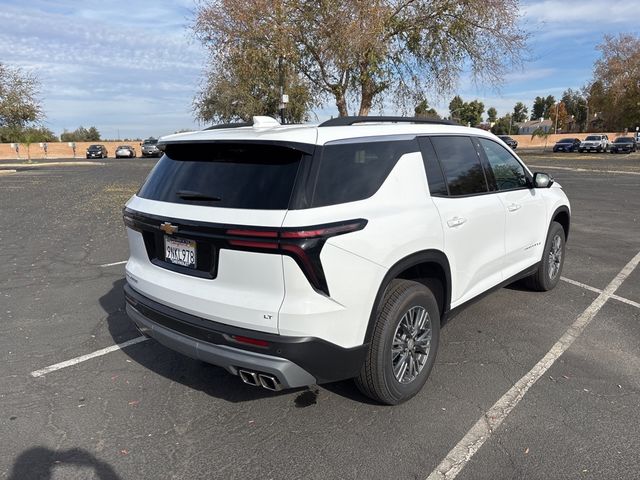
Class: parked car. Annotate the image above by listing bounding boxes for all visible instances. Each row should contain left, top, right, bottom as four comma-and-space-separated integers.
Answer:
609, 137, 637, 154
140, 138, 161, 157
578, 134, 609, 153
553, 138, 581, 152
86, 144, 108, 159
498, 135, 518, 149
123, 116, 570, 405
115, 145, 137, 158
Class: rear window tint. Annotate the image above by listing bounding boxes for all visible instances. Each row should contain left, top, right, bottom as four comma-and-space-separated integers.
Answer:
138, 143, 304, 210
430, 136, 488, 196
418, 137, 448, 196
311, 139, 418, 207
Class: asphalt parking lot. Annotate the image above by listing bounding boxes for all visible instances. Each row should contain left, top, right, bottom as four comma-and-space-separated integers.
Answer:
1, 152, 639, 479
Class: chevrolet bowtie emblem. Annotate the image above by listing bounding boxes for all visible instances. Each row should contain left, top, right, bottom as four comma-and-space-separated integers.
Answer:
160, 222, 178, 234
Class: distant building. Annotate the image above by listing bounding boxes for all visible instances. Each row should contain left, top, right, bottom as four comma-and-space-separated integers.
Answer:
517, 119, 553, 135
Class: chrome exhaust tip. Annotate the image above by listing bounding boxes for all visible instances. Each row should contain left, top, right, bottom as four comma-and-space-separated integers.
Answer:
258, 374, 282, 391
238, 369, 259, 387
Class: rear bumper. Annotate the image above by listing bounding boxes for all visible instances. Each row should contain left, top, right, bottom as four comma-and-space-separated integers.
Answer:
124, 283, 367, 388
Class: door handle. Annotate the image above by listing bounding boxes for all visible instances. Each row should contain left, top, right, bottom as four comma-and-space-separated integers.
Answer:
507, 203, 521, 212
447, 216, 467, 228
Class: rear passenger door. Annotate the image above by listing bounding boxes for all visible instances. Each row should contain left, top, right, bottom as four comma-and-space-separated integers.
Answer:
420, 136, 506, 307
477, 138, 548, 279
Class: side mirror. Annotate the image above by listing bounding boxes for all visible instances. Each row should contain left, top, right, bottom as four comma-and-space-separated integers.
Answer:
533, 172, 554, 188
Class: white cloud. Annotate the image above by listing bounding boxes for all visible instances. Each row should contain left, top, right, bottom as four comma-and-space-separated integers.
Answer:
0, 1, 205, 138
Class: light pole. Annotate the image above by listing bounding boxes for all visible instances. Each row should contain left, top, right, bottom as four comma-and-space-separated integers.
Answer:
554, 103, 559, 134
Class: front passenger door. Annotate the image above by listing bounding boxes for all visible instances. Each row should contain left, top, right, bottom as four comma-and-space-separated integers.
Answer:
477, 138, 548, 279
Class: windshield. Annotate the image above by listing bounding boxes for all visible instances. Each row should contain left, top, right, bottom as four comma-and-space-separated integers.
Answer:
143, 139, 157, 145
89, 145, 101, 149
615, 137, 633, 143
558, 138, 574, 143
585, 136, 601, 141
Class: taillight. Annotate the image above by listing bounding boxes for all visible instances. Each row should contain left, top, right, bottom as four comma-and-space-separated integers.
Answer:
225, 219, 367, 295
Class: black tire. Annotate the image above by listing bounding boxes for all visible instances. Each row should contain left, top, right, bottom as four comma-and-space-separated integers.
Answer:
355, 279, 440, 405
524, 221, 566, 292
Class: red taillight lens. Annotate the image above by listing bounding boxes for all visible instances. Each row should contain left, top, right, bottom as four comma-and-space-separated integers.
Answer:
225, 219, 367, 295
231, 335, 270, 348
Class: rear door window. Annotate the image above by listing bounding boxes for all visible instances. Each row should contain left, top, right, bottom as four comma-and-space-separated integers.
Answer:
430, 136, 489, 196
311, 139, 418, 207
137, 143, 306, 210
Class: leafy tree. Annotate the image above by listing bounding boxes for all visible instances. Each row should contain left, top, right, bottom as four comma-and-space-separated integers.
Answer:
486, 107, 497, 123
0, 63, 45, 141
531, 126, 551, 151
60, 126, 101, 142
194, 0, 527, 117
87, 126, 101, 141
531, 95, 555, 120
561, 88, 588, 132
585, 33, 640, 131
194, 46, 314, 123
448, 96, 484, 126
491, 114, 519, 135
448, 95, 465, 121
512, 102, 528, 123
414, 99, 440, 119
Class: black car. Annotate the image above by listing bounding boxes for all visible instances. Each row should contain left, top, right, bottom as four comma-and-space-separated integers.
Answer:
610, 137, 637, 154
553, 138, 581, 152
498, 135, 518, 149
86, 144, 108, 159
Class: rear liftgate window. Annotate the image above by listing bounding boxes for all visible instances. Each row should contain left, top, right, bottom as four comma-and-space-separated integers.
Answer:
138, 143, 306, 210
311, 139, 419, 207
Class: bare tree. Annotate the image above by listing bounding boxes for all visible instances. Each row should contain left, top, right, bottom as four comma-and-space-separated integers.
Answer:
193, 0, 527, 118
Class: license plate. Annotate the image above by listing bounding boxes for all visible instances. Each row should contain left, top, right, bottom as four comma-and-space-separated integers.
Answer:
164, 236, 196, 268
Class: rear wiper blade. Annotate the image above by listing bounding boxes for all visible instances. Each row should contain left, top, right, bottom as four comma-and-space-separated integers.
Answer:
176, 190, 222, 201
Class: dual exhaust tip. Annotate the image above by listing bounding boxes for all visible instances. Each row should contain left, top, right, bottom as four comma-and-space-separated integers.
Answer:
238, 369, 282, 391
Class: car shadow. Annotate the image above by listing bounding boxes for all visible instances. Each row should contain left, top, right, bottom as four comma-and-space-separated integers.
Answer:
100, 278, 308, 403
8, 447, 120, 480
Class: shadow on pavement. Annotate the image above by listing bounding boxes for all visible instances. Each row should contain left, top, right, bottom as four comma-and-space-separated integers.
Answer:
9, 447, 120, 480
99, 278, 305, 403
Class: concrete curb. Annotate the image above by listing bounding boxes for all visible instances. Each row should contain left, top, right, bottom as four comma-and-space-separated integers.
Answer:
0, 169, 17, 176
0, 161, 106, 169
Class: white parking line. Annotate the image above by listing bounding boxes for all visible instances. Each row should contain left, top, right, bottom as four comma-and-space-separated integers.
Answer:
528, 164, 640, 176
99, 260, 127, 267
561, 276, 640, 309
30, 336, 149, 378
427, 250, 640, 480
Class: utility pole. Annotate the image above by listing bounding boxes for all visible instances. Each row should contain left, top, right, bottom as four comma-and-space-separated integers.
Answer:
278, 56, 286, 124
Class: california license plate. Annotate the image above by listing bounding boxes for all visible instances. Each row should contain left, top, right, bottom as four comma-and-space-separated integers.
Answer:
164, 236, 196, 268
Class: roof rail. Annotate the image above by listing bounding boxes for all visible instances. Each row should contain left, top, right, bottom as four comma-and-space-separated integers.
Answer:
204, 121, 253, 130
318, 116, 458, 127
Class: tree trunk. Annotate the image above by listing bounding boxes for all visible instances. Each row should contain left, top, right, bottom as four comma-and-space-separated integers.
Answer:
358, 82, 375, 116
335, 91, 349, 117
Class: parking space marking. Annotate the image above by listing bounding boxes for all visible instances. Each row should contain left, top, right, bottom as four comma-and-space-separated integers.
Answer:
30, 336, 149, 378
562, 276, 640, 309
99, 260, 127, 267
528, 164, 640, 176
426, 250, 640, 480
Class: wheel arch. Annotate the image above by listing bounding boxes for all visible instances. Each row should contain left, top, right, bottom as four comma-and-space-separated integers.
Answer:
363, 250, 451, 344
551, 205, 570, 241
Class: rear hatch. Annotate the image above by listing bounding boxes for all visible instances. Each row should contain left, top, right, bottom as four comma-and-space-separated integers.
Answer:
124, 141, 313, 333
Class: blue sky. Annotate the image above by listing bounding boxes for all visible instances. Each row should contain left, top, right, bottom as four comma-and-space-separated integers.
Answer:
0, 0, 635, 138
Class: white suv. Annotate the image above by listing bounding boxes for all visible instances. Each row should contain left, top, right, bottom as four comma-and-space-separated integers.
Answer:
123, 116, 570, 404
